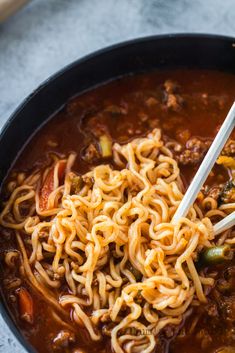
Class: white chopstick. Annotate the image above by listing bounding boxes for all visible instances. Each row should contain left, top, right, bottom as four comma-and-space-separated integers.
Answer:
214, 211, 235, 236
172, 101, 235, 223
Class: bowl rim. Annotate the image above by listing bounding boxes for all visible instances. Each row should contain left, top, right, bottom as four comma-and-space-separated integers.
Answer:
1, 32, 235, 353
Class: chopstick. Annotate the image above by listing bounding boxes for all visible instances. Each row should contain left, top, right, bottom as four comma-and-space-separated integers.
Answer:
214, 211, 235, 236
172, 101, 235, 223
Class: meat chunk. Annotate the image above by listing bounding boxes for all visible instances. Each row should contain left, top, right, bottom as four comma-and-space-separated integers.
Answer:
52, 330, 76, 350
166, 136, 211, 166
221, 296, 235, 322
176, 129, 191, 144
104, 104, 127, 116
163, 80, 184, 112
82, 143, 100, 163
69, 173, 82, 194
205, 185, 223, 201
178, 137, 210, 165
219, 181, 235, 204
164, 80, 179, 94
205, 301, 218, 317
145, 97, 159, 107
222, 139, 235, 156
165, 94, 181, 111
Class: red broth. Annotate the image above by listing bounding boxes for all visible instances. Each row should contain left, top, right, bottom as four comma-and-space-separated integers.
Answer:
1, 69, 235, 353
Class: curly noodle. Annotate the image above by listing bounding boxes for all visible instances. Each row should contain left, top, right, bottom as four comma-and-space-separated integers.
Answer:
1, 129, 234, 353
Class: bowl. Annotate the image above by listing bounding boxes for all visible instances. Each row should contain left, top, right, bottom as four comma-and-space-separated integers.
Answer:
0, 33, 235, 353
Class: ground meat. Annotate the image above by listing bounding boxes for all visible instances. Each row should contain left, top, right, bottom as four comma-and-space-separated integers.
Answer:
69, 174, 82, 194
221, 296, 235, 321
177, 137, 210, 165
145, 97, 159, 107
82, 115, 109, 138
206, 185, 223, 201
222, 139, 235, 156
82, 143, 100, 162
52, 330, 76, 350
205, 301, 218, 317
200, 93, 227, 110
104, 104, 128, 116
176, 129, 191, 144
219, 181, 235, 204
163, 80, 184, 112
82, 174, 94, 187
164, 80, 179, 94
166, 136, 210, 165
166, 94, 181, 111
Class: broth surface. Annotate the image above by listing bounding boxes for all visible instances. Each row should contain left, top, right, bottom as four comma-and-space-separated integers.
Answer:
1, 69, 235, 353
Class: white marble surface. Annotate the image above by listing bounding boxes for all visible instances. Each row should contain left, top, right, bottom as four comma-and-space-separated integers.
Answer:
0, 0, 235, 352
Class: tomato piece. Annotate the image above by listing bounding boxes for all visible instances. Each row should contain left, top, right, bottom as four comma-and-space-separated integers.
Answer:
17, 287, 34, 324
39, 160, 66, 211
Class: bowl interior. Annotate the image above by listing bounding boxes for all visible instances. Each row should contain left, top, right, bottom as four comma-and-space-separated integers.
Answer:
0, 33, 235, 353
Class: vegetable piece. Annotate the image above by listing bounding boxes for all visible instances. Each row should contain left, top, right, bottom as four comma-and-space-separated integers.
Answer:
216, 156, 235, 169
99, 134, 112, 158
70, 175, 82, 195
16, 287, 34, 324
199, 245, 233, 266
39, 160, 66, 211
219, 180, 235, 204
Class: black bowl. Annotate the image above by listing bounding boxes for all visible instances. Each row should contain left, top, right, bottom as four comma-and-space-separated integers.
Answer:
1, 33, 235, 353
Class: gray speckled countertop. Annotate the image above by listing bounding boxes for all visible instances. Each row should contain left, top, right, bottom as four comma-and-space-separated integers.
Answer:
0, 0, 235, 352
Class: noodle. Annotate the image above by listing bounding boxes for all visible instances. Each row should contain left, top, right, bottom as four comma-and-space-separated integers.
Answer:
1, 128, 234, 353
